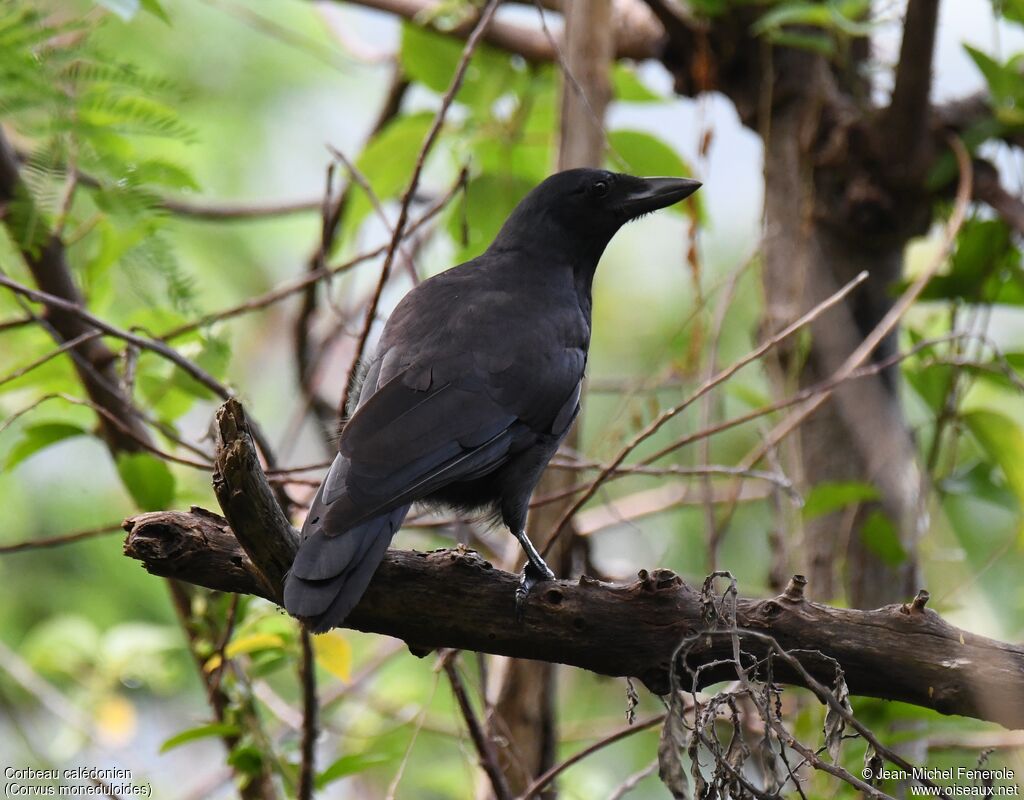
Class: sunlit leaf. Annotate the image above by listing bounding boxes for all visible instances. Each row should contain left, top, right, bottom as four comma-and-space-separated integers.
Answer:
139, 0, 170, 23
313, 631, 353, 682
344, 112, 434, 240
204, 632, 286, 673
400, 22, 515, 111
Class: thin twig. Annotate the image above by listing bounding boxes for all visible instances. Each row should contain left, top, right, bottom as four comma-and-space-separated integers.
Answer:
207, 595, 240, 695
0, 391, 213, 470
0, 522, 122, 555
339, 0, 502, 417
731, 135, 973, 482
540, 270, 869, 557
0, 275, 231, 401
160, 176, 456, 342
440, 651, 513, 800
515, 714, 665, 800
297, 630, 317, 800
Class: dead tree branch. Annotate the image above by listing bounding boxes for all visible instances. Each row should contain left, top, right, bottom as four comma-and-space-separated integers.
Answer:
123, 510, 1024, 730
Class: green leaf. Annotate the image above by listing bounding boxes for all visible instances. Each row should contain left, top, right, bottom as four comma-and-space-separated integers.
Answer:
171, 334, 231, 399
612, 64, 662, 103
400, 22, 459, 95
964, 45, 1020, 105
861, 510, 907, 566
752, 0, 872, 37
315, 753, 392, 790
963, 410, 1024, 511
915, 219, 1022, 304
447, 173, 532, 261
5, 423, 88, 470
995, 0, 1024, 23
399, 22, 513, 111
227, 742, 264, 775
116, 452, 175, 511
803, 481, 880, 519
160, 722, 240, 753
752, 2, 835, 34
941, 462, 1018, 511
609, 129, 689, 179
344, 112, 434, 240
904, 361, 954, 414
767, 30, 836, 56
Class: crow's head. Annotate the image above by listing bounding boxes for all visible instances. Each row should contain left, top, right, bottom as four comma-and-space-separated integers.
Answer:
491, 168, 701, 262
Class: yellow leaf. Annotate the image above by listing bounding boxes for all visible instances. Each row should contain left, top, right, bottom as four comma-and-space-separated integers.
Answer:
313, 631, 352, 682
226, 632, 285, 657
96, 694, 137, 746
203, 632, 285, 672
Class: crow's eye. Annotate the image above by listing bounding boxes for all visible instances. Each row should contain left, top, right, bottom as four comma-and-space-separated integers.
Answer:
592, 180, 609, 197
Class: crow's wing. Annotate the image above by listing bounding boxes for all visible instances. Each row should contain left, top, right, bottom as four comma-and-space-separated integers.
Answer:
284, 360, 524, 627
322, 362, 520, 531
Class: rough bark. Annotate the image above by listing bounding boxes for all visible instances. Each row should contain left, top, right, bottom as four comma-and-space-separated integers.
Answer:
123, 509, 1024, 730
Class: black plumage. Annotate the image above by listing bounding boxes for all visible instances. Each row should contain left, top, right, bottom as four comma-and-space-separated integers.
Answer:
284, 168, 701, 632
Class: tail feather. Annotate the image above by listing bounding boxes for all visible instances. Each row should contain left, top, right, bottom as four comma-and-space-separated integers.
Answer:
283, 505, 409, 633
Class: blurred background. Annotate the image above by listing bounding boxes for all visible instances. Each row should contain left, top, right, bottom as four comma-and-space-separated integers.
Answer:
2, 0, 1024, 797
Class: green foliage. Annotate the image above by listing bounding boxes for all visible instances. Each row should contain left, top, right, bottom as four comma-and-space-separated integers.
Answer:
447, 173, 532, 261
160, 722, 241, 753
860, 509, 907, 566
750, 0, 873, 55
993, 0, 1024, 24
0, 3, 197, 310
315, 753, 393, 790
4, 422, 88, 470
802, 480, 880, 519
963, 409, 1024, 516
342, 111, 435, 242
116, 452, 176, 510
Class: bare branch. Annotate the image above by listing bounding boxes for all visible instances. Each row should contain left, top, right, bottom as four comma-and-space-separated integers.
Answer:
440, 652, 513, 800
123, 507, 1024, 729
0, 522, 123, 555
341, 0, 502, 417
883, 0, 940, 179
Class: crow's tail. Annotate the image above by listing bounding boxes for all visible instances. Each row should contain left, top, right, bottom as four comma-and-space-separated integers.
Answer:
283, 504, 410, 633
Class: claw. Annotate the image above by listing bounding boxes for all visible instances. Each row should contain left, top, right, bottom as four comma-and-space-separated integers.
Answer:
515, 560, 555, 621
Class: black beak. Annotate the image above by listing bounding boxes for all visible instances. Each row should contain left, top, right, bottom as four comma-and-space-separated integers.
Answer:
621, 176, 702, 218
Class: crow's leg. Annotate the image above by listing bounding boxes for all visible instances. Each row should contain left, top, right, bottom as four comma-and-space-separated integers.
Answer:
512, 529, 555, 620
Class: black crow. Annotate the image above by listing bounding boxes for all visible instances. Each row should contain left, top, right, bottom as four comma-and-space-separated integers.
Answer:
284, 168, 701, 632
